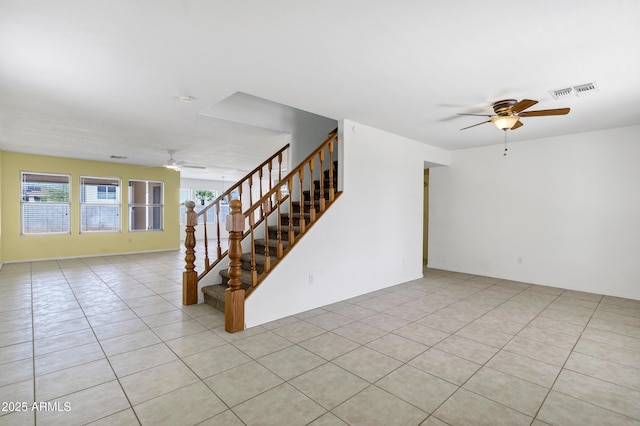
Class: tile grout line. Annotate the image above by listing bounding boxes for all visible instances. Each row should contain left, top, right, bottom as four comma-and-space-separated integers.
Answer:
57, 258, 144, 426
79, 256, 238, 425
530, 292, 606, 421
30, 262, 36, 426
403, 276, 548, 422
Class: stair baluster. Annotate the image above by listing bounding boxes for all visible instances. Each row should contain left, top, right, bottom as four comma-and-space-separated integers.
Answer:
199, 132, 341, 331
288, 175, 295, 246
329, 138, 335, 201
298, 167, 306, 234
276, 187, 283, 258
182, 143, 290, 299
263, 198, 271, 274
308, 159, 316, 223
268, 161, 274, 210
258, 168, 264, 218
203, 214, 210, 270
319, 149, 325, 212
215, 203, 222, 259
248, 175, 254, 210
249, 213, 257, 286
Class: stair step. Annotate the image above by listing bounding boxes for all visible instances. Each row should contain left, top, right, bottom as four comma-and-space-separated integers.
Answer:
292, 200, 321, 213
267, 225, 300, 233
268, 225, 299, 240
202, 281, 251, 313
254, 238, 290, 255
240, 252, 275, 273
202, 160, 340, 314
303, 189, 333, 199
202, 284, 226, 312
314, 177, 337, 190
280, 212, 311, 226
219, 268, 254, 287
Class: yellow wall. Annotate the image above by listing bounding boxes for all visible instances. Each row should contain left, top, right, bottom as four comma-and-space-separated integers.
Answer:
1, 152, 180, 262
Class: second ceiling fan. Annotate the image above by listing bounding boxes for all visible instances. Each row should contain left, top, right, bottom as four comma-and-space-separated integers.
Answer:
163, 150, 206, 170
459, 99, 570, 131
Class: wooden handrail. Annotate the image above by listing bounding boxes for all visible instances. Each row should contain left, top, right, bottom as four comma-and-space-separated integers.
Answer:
184, 128, 342, 336
182, 143, 290, 304
196, 143, 290, 218
239, 131, 339, 294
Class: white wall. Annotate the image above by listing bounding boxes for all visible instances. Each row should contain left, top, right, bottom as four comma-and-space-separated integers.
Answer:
290, 112, 338, 166
429, 125, 640, 300
245, 120, 451, 327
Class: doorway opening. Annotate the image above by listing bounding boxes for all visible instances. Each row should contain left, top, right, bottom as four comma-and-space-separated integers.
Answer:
423, 168, 429, 265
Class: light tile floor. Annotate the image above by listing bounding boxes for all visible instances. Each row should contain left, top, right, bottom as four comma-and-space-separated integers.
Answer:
1, 251, 639, 425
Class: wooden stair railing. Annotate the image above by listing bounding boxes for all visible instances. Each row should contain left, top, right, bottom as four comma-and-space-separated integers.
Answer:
183, 143, 290, 305
224, 130, 340, 331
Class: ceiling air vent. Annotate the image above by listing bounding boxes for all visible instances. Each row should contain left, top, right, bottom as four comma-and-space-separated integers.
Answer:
573, 82, 598, 96
550, 87, 574, 99
550, 81, 599, 99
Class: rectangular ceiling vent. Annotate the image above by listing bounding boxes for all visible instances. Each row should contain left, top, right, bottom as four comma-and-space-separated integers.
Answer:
573, 82, 598, 96
550, 81, 599, 99
550, 87, 574, 99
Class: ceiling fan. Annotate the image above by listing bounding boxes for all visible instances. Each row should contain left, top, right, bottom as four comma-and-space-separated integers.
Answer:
459, 99, 570, 131
163, 150, 206, 170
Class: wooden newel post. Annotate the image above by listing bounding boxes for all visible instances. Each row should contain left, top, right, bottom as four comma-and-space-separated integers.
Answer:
182, 201, 198, 305
225, 199, 245, 333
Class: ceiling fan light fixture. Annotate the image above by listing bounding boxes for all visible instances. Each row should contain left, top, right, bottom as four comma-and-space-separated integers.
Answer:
492, 116, 520, 130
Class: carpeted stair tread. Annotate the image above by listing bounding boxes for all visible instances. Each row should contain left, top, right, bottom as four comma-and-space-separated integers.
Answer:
219, 268, 254, 287
204, 161, 339, 313
240, 252, 275, 264
267, 225, 300, 233
254, 238, 290, 249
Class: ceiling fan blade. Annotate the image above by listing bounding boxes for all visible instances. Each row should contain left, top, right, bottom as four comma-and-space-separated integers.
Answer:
519, 107, 570, 117
510, 99, 538, 114
457, 113, 494, 117
510, 120, 524, 130
181, 164, 206, 169
460, 120, 492, 130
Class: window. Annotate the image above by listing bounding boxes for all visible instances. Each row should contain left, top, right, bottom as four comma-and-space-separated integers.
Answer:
129, 180, 163, 231
80, 176, 121, 233
179, 188, 219, 224
195, 189, 218, 224
20, 172, 71, 235
97, 185, 117, 200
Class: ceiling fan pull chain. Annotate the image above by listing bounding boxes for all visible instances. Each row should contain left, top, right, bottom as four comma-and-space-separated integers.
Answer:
503, 130, 508, 156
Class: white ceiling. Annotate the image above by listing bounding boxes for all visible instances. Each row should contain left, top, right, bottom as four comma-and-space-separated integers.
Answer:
1, 1, 639, 179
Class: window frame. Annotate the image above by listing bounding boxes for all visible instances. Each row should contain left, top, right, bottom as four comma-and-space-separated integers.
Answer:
128, 179, 164, 232
80, 176, 122, 234
20, 171, 71, 235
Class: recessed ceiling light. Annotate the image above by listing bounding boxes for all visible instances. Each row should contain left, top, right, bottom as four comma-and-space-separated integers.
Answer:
178, 95, 196, 103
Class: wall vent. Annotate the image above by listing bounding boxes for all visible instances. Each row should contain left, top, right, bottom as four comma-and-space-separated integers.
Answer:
550, 81, 598, 99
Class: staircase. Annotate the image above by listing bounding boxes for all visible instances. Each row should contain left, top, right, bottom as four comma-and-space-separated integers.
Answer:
181, 129, 341, 331
202, 162, 338, 312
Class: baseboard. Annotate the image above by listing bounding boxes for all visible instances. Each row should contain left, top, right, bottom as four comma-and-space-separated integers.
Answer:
1, 247, 181, 265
